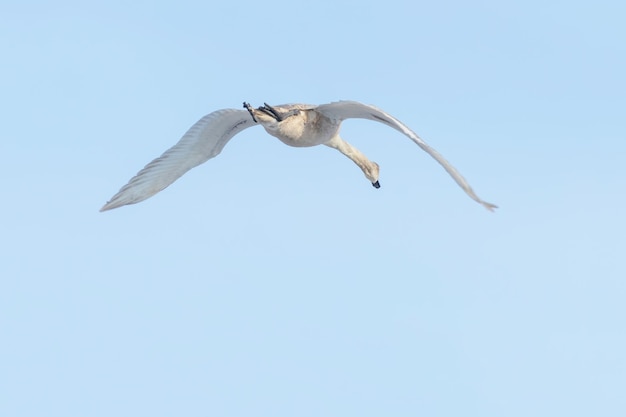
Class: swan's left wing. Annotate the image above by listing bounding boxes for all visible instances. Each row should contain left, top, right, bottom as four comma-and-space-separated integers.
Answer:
101, 109, 255, 211
316, 100, 497, 211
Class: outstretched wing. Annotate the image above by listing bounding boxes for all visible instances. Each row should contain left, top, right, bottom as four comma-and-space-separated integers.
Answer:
316, 101, 497, 211
101, 109, 255, 211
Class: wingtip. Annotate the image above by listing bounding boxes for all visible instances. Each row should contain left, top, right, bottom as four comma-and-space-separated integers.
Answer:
99, 201, 119, 212
483, 202, 498, 212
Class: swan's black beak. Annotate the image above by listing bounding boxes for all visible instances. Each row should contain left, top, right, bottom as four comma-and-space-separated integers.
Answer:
372, 181, 381, 189
243, 102, 258, 123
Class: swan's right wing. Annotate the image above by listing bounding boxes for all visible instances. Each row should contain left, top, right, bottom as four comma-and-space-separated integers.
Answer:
101, 109, 255, 211
317, 101, 497, 211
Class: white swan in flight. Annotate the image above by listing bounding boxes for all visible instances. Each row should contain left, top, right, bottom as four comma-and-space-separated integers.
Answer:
100, 101, 497, 212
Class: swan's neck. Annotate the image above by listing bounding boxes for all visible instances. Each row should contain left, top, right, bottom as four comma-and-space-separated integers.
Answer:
325, 135, 379, 184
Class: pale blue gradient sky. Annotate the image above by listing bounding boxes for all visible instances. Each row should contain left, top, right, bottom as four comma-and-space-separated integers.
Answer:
1, 1, 625, 416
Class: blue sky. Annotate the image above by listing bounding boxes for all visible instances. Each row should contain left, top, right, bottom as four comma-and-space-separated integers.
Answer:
1, 1, 625, 416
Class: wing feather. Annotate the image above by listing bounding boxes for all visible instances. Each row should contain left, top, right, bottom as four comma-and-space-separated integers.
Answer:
100, 109, 255, 211
316, 101, 497, 211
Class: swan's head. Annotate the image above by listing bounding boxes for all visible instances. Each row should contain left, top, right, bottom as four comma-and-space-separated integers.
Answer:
365, 161, 380, 188
243, 102, 287, 126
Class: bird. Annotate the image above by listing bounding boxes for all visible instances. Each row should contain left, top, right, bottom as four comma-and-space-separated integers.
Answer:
100, 101, 497, 212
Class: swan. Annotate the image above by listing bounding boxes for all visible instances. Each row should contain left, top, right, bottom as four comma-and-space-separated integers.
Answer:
100, 101, 497, 212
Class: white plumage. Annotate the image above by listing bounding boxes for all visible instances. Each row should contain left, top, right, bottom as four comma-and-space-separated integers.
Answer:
101, 101, 497, 212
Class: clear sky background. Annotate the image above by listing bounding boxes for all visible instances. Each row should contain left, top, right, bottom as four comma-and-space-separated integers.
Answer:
1, 1, 624, 416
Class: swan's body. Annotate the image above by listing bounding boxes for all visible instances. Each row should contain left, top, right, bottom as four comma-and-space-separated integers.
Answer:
100, 101, 497, 212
